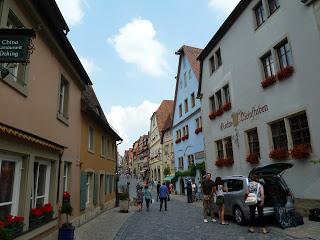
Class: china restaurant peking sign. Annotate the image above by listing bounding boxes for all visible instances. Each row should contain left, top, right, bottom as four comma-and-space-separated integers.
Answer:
0, 29, 36, 63
220, 104, 269, 130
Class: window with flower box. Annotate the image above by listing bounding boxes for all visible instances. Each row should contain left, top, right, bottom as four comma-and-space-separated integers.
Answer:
270, 120, 288, 150
191, 92, 195, 108
289, 112, 310, 146
225, 137, 233, 161
261, 52, 275, 78
216, 140, 224, 159
30, 161, 51, 209
0, 156, 21, 219
268, 0, 280, 15
247, 129, 260, 155
254, 1, 266, 28
185, 125, 189, 137
276, 39, 293, 69
195, 117, 202, 129
223, 85, 230, 104
215, 90, 223, 109
210, 95, 216, 112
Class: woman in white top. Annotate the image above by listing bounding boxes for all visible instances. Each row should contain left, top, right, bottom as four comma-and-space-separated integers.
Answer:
246, 175, 268, 234
215, 177, 228, 225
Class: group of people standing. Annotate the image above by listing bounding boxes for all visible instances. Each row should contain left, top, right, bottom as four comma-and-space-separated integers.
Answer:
201, 172, 268, 234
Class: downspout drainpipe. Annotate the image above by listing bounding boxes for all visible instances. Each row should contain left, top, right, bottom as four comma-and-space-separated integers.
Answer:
56, 150, 64, 203
115, 140, 123, 207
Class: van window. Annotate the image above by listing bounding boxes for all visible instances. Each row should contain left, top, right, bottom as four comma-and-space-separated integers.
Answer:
224, 179, 243, 192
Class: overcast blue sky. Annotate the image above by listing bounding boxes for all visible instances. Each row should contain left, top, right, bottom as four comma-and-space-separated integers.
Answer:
56, 0, 240, 154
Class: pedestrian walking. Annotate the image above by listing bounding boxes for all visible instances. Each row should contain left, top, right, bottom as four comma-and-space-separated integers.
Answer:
156, 181, 161, 202
159, 182, 169, 211
201, 173, 217, 223
246, 174, 269, 234
215, 177, 228, 225
166, 182, 171, 201
136, 186, 144, 212
144, 185, 152, 211
169, 182, 174, 195
186, 179, 192, 203
191, 180, 197, 202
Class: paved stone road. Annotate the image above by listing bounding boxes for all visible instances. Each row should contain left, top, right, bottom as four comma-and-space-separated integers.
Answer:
114, 194, 298, 240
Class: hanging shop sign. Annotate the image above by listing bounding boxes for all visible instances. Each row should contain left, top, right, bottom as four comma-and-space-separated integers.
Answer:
0, 29, 36, 63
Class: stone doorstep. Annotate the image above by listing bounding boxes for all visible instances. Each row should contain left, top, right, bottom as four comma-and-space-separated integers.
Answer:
270, 217, 320, 240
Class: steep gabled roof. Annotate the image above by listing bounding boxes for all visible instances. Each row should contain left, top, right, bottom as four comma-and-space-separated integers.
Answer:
81, 86, 122, 141
155, 100, 174, 133
172, 45, 203, 127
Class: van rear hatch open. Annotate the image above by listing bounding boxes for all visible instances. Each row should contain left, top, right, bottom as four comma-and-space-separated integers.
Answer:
249, 163, 293, 178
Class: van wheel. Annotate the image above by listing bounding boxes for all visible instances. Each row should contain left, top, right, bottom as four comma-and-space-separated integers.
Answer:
233, 206, 245, 225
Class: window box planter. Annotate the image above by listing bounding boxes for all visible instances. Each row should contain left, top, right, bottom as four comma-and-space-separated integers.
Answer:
0, 215, 24, 239
215, 108, 224, 117
29, 203, 54, 230
246, 153, 260, 164
195, 127, 202, 134
181, 136, 186, 141
277, 66, 294, 81
223, 102, 231, 112
261, 75, 276, 88
269, 148, 289, 160
175, 139, 181, 144
215, 158, 234, 167
208, 112, 216, 120
290, 144, 310, 159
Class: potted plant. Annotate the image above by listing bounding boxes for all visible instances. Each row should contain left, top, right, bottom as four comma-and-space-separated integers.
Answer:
246, 153, 260, 164
215, 158, 225, 167
208, 111, 216, 120
261, 75, 276, 88
224, 157, 234, 167
291, 144, 310, 159
5, 215, 24, 239
119, 192, 129, 213
215, 108, 224, 117
269, 148, 289, 160
195, 127, 202, 134
277, 66, 294, 80
58, 192, 74, 240
223, 102, 232, 112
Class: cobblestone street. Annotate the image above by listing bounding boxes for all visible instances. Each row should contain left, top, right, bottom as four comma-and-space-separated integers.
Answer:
75, 179, 310, 240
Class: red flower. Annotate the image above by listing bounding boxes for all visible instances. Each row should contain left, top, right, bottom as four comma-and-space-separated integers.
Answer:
63, 192, 71, 200
0, 220, 5, 228
215, 158, 225, 167
223, 102, 232, 112
6, 215, 15, 224
269, 148, 289, 160
32, 208, 44, 217
195, 127, 203, 134
208, 112, 216, 120
246, 153, 260, 164
261, 75, 276, 88
175, 139, 181, 144
43, 203, 53, 214
215, 158, 234, 167
291, 144, 310, 159
277, 66, 294, 80
14, 216, 24, 222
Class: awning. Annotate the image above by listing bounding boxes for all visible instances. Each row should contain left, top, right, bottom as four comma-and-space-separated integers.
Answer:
164, 176, 174, 181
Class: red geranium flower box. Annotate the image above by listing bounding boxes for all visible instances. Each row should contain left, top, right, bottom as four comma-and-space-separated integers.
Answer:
215, 108, 224, 117
208, 112, 216, 120
269, 148, 289, 160
223, 102, 231, 112
215, 158, 234, 167
175, 139, 181, 144
215, 158, 225, 167
181, 136, 186, 141
261, 75, 276, 88
291, 144, 310, 159
246, 153, 260, 164
195, 127, 203, 134
277, 66, 294, 81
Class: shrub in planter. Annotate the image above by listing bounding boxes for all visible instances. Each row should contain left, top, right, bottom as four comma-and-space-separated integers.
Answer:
269, 148, 289, 160
223, 102, 231, 112
246, 153, 260, 164
58, 192, 74, 240
208, 112, 216, 120
277, 66, 294, 80
261, 75, 276, 88
291, 144, 310, 159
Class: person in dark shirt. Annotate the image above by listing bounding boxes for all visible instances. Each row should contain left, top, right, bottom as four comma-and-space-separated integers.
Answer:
156, 181, 161, 201
201, 173, 217, 223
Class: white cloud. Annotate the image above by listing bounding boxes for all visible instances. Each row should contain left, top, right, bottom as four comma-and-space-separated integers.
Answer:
56, 0, 86, 26
106, 100, 159, 154
79, 56, 95, 76
208, 0, 240, 14
108, 18, 169, 77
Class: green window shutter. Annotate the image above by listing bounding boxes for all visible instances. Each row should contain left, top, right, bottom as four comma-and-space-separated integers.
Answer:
109, 175, 112, 194
105, 175, 108, 194
80, 172, 87, 210
93, 173, 98, 206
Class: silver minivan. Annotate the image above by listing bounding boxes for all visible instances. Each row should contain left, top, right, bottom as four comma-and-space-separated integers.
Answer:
215, 163, 295, 225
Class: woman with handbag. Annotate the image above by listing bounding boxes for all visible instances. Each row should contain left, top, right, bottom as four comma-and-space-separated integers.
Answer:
246, 175, 268, 234
215, 177, 228, 225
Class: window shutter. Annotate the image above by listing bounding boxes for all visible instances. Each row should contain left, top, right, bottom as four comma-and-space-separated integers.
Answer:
105, 174, 108, 194
80, 172, 87, 210
93, 173, 98, 205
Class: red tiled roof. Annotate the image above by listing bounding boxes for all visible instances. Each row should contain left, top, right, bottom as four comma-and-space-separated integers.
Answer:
155, 100, 174, 133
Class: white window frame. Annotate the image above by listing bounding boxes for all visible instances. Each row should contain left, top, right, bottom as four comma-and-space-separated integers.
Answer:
86, 173, 92, 206
0, 154, 22, 216
31, 160, 51, 208
63, 163, 70, 193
